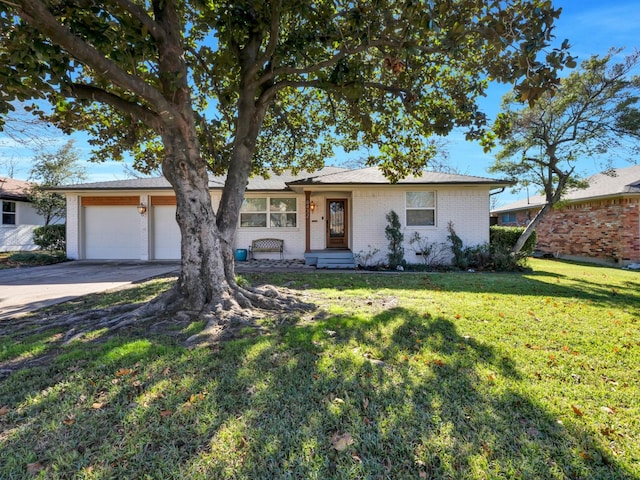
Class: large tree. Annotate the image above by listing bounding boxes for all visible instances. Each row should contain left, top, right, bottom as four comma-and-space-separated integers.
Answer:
488, 49, 640, 253
0, 1, 574, 332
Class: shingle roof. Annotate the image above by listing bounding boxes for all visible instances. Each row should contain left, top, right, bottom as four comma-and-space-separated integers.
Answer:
289, 166, 512, 186
492, 164, 640, 213
52, 165, 511, 192
0, 177, 32, 201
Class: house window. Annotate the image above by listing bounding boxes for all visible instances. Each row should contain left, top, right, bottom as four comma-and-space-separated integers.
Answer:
406, 191, 435, 226
270, 198, 297, 227
501, 213, 517, 223
240, 198, 267, 227
2, 201, 16, 225
240, 197, 297, 228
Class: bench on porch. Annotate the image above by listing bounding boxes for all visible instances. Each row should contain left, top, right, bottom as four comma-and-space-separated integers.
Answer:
249, 238, 284, 259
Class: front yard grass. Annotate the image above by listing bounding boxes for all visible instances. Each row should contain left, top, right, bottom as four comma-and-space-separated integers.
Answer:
0, 259, 638, 479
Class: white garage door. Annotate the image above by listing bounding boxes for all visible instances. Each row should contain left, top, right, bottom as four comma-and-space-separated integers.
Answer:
152, 205, 181, 259
84, 206, 140, 259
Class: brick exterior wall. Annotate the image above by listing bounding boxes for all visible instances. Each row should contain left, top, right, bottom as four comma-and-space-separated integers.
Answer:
498, 197, 640, 264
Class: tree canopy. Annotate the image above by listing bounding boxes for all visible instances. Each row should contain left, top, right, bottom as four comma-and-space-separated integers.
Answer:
488, 49, 640, 253
0, 0, 575, 330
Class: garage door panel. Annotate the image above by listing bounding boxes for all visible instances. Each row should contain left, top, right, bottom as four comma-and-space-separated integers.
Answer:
84, 206, 140, 259
152, 205, 181, 259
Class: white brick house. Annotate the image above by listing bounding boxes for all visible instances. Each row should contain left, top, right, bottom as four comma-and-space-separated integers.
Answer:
0, 177, 49, 251
55, 167, 510, 266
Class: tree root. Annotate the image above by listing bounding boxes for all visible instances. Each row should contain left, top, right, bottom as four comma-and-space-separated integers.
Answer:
1, 281, 315, 358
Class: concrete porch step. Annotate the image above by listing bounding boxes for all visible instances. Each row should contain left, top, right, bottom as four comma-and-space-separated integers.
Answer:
305, 250, 356, 269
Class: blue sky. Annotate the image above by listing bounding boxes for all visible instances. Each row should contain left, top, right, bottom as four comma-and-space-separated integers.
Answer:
1, 0, 638, 206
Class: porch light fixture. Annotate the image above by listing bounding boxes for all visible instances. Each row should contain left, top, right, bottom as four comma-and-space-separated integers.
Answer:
309, 200, 316, 213
137, 202, 147, 215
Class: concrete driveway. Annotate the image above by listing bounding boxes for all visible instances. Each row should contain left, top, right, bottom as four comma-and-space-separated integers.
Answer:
0, 261, 180, 319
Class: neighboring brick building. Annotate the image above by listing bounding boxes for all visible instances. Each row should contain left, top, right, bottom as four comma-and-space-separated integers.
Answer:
491, 165, 640, 266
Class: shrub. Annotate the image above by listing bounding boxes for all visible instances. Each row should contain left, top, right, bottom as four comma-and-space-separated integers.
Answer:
447, 222, 529, 271
490, 226, 537, 255
408, 232, 449, 268
33, 224, 66, 251
355, 245, 383, 269
8, 251, 67, 265
385, 210, 404, 268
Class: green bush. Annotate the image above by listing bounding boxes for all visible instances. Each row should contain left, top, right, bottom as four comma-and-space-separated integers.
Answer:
8, 250, 67, 265
385, 210, 405, 268
447, 223, 530, 271
490, 226, 537, 255
33, 224, 66, 251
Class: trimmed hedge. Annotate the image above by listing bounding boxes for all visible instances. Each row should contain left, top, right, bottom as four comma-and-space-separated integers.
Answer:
33, 224, 66, 251
490, 226, 537, 255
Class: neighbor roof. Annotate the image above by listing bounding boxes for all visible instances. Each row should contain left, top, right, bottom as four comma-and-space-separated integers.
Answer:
0, 177, 32, 201
492, 164, 640, 213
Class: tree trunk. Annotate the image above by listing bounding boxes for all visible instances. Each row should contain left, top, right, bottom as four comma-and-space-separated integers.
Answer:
512, 203, 552, 254
160, 127, 235, 313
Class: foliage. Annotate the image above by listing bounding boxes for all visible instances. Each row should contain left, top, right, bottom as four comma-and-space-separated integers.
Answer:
448, 222, 528, 271
33, 224, 66, 251
408, 231, 449, 267
27, 140, 86, 226
447, 221, 467, 268
0, 1, 574, 176
487, 50, 640, 253
1, 260, 639, 478
490, 225, 537, 255
4, 250, 67, 266
385, 210, 404, 268
354, 245, 383, 269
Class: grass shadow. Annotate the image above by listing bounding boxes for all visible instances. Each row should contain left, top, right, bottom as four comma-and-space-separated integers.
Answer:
1, 304, 635, 478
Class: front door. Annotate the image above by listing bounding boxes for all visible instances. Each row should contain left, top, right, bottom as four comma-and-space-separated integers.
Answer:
326, 199, 348, 248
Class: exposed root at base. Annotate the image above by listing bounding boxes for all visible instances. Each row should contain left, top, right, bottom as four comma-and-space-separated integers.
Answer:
0, 283, 316, 377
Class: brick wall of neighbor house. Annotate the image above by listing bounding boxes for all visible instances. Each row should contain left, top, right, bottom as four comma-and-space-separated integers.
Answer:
534, 198, 640, 264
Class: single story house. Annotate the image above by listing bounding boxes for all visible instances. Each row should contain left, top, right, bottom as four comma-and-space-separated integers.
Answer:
492, 164, 640, 266
54, 166, 511, 267
0, 177, 48, 251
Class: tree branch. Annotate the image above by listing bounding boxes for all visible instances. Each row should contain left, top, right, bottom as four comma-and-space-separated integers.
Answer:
68, 84, 162, 131
13, 0, 179, 125
112, 0, 167, 45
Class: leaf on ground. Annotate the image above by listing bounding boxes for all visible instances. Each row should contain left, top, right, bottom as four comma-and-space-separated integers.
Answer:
62, 415, 75, 425
579, 451, 593, 460
363, 397, 369, 410
571, 404, 584, 417
600, 406, 616, 414
601, 426, 617, 437
162, 367, 171, 376
115, 368, 132, 377
27, 462, 45, 475
0, 405, 9, 416
331, 432, 354, 451
92, 402, 104, 410
351, 452, 362, 463
160, 409, 172, 418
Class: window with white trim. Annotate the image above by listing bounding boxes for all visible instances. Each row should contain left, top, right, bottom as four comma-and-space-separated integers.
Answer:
2, 201, 16, 225
406, 191, 435, 226
240, 197, 297, 228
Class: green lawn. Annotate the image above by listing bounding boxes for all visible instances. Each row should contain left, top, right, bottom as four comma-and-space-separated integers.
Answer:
1, 259, 638, 479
